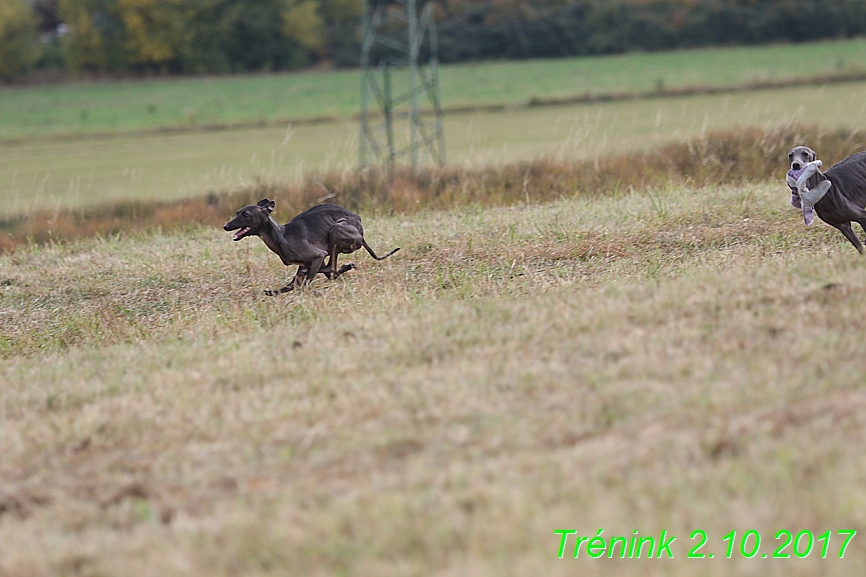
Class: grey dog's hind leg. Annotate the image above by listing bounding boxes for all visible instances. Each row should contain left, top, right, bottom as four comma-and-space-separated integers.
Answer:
333, 263, 355, 278
328, 242, 340, 283
325, 219, 364, 280
319, 262, 356, 279
326, 240, 358, 281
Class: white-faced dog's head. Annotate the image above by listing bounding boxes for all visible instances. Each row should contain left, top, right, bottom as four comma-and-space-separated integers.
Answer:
788, 146, 817, 171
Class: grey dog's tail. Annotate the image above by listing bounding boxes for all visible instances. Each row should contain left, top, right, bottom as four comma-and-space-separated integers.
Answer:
363, 240, 400, 261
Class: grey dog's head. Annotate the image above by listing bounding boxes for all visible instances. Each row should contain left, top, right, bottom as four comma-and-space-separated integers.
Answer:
788, 146, 816, 171
223, 198, 275, 241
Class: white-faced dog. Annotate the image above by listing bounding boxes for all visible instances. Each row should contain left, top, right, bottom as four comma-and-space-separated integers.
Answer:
787, 146, 866, 253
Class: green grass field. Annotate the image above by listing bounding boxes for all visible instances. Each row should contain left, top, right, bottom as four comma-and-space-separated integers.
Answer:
1, 37, 866, 140
2, 80, 866, 216
2, 180, 866, 576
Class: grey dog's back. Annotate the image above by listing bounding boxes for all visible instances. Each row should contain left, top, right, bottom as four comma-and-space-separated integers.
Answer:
284, 204, 363, 246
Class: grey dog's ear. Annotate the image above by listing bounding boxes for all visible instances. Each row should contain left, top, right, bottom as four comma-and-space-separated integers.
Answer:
257, 199, 275, 213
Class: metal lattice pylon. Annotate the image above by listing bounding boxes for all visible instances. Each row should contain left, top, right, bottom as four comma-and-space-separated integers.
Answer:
359, 0, 445, 170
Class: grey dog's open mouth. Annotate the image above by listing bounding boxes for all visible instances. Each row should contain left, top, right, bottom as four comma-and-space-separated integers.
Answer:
232, 227, 252, 241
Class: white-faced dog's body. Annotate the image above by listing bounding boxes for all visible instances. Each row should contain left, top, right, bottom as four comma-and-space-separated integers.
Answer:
787, 146, 866, 253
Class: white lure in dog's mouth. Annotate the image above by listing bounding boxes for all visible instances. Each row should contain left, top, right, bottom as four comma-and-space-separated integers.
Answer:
786, 160, 830, 226
232, 227, 253, 241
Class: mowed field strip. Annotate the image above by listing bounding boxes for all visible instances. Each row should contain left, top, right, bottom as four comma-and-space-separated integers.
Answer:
3, 37, 866, 139
2, 181, 866, 575
3, 80, 866, 216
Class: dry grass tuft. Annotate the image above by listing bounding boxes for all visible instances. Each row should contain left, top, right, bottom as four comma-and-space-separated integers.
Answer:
0, 123, 862, 253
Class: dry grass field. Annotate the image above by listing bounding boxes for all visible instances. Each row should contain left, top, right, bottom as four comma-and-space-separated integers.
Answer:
4, 39, 866, 577
2, 177, 866, 576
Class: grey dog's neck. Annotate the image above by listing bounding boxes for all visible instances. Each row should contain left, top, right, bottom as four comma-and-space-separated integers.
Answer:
257, 217, 294, 265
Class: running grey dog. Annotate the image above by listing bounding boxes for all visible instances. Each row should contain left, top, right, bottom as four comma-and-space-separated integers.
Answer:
224, 200, 399, 294
787, 146, 866, 253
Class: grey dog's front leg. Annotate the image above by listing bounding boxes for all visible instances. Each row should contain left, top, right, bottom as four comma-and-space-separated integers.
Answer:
264, 266, 306, 295
836, 223, 865, 254
304, 254, 326, 285
264, 278, 297, 296
264, 261, 354, 296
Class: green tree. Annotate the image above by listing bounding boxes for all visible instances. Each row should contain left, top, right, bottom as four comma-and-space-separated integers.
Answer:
117, 0, 192, 69
318, 0, 360, 65
58, 0, 127, 71
283, 0, 324, 53
321, 0, 360, 25
0, 0, 44, 79
183, 0, 323, 73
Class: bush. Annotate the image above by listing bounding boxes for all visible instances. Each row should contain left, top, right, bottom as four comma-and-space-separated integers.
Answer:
0, 0, 44, 79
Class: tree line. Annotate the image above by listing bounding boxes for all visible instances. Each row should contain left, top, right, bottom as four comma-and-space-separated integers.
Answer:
2, 0, 865, 79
